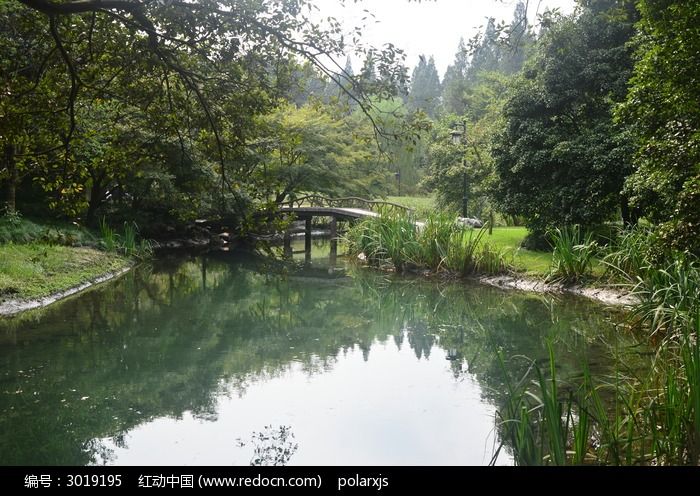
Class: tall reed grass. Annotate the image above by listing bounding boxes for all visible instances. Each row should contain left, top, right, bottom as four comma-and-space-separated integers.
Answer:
497, 223, 700, 465
547, 225, 598, 283
495, 313, 700, 465
601, 225, 700, 338
603, 225, 657, 281
345, 211, 512, 276
99, 217, 152, 258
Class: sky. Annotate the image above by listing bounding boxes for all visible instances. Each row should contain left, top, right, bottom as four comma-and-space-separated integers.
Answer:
314, 0, 577, 77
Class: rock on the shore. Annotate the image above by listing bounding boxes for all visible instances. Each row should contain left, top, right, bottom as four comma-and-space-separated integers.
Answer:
456, 217, 484, 228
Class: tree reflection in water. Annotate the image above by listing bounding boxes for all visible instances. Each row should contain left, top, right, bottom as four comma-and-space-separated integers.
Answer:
0, 246, 646, 465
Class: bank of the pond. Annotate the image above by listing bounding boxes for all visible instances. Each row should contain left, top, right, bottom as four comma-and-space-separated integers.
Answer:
346, 220, 634, 306
465, 228, 632, 305
476, 274, 637, 306
0, 244, 133, 316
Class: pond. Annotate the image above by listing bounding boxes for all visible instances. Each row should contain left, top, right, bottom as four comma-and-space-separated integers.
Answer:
0, 240, 646, 465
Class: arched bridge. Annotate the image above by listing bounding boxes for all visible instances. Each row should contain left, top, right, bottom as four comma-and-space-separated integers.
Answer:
279, 195, 413, 220
279, 195, 414, 262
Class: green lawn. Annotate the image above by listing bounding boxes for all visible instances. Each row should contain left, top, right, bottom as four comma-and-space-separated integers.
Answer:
376, 200, 555, 276
383, 196, 437, 221
0, 244, 130, 302
481, 227, 553, 276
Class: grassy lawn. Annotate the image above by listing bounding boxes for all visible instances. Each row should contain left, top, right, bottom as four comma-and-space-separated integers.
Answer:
481, 227, 552, 276
373, 202, 555, 276
383, 196, 436, 221
0, 244, 130, 302
481, 227, 607, 278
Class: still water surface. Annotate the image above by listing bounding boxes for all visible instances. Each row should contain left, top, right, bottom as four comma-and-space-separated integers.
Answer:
0, 242, 642, 465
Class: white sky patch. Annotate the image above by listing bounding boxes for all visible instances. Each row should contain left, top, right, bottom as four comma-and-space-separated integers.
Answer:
312, 0, 577, 77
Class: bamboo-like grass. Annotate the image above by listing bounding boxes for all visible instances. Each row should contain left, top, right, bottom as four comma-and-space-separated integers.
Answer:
345, 210, 513, 276
546, 225, 598, 284
496, 222, 700, 465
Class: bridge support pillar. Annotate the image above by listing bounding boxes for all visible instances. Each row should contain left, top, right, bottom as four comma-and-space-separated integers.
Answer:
331, 217, 338, 266
329, 217, 338, 265
305, 218, 312, 262
283, 231, 292, 259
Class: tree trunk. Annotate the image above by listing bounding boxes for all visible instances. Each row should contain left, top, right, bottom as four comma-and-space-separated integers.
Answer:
85, 181, 105, 227
3, 144, 17, 213
620, 196, 640, 227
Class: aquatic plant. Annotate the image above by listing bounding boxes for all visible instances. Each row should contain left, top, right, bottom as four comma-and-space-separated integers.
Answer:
495, 315, 700, 466
602, 225, 700, 337
99, 217, 118, 252
98, 218, 152, 258
344, 210, 420, 271
345, 211, 512, 276
602, 225, 657, 282
547, 225, 598, 283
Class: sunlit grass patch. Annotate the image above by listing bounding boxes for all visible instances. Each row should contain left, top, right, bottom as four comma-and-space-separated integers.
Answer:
0, 244, 130, 302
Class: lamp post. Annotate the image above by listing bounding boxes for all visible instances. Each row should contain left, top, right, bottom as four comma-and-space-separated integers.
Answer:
450, 120, 468, 219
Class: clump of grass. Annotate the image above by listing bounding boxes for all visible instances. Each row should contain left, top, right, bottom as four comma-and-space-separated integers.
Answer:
629, 256, 700, 337
547, 225, 598, 284
602, 225, 700, 337
98, 217, 152, 259
602, 225, 657, 282
346, 211, 512, 276
123, 221, 137, 254
443, 226, 487, 274
99, 217, 118, 252
344, 210, 421, 271
476, 242, 514, 275
495, 314, 700, 466
417, 213, 455, 270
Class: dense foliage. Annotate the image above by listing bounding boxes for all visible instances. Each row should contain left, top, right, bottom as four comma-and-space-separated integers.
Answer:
1, 0, 410, 233
618, 0, 700, 253
1, 0, 699, 253
492, 1, 637, 234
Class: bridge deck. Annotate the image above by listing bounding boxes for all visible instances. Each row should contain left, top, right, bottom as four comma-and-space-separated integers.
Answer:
279, 206, 380, 220
279, 206, 425, 229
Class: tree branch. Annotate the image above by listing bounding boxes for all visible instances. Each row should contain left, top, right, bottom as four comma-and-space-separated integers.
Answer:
18, 0, 144, 15
49, 14, 79, 152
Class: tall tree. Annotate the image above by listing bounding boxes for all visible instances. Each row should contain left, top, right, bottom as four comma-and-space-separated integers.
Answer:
500, 1, 534, 74
618, 0, 700, 253
407, 55, 441, 118
441, 38, 470, 115
468, 18, 500, 78
492, 1, 638, 234
324, 55, 355, 104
